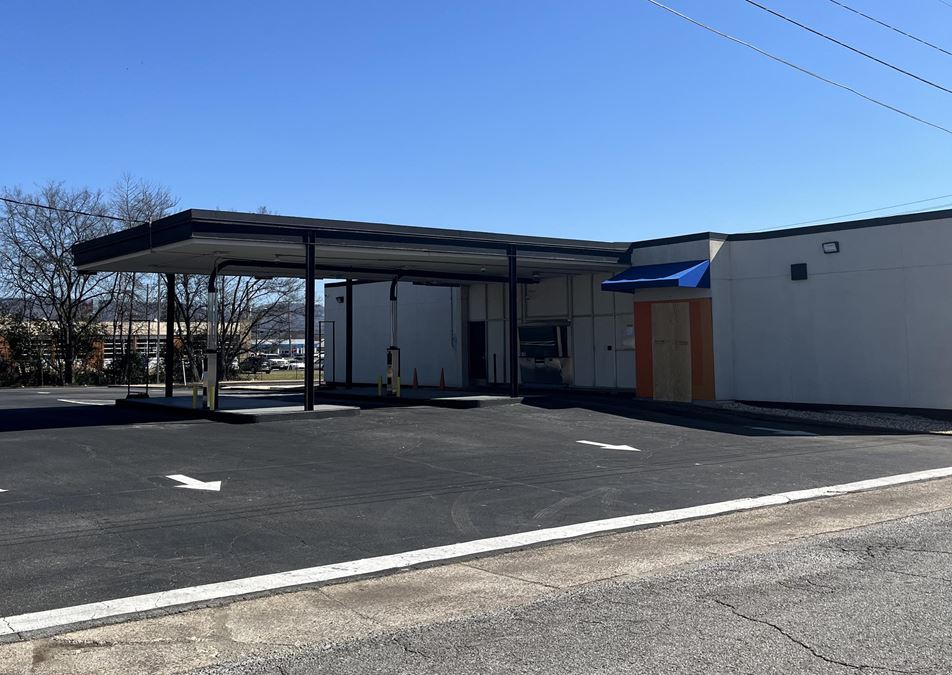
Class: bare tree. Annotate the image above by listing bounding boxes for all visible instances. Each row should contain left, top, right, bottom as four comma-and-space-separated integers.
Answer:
109, 176, 177, 383
171, 274, 306, 380
171, 207, 307, 381
172, 274, 207, 382
218, 277, 304, 371
111, 174, 177, 226
0, 183, 117, 384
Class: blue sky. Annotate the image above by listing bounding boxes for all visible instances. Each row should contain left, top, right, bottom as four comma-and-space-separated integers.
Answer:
2, 0, 951, 241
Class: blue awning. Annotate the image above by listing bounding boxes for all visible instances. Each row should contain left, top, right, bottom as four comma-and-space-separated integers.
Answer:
601, 259, 710, 292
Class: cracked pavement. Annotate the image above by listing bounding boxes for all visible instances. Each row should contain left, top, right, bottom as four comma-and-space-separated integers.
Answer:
193, 498, 952, 674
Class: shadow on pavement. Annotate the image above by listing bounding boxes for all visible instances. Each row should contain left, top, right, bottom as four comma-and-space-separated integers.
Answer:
0, 404, 197, 433
521, 393, 910, 437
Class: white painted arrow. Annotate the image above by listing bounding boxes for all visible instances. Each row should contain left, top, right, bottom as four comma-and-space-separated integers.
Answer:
166, 474, 222, 492
577, 440, 641, 452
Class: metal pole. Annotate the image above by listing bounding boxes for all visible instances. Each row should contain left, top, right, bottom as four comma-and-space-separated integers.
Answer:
165, 273, 175, 397
145, 283, 151, 397
345, 279, 354, 388
205, 272, 219, 410
156, 274, 162, 386
304, 235, 315, 411
507, 247, 519, 397
125, 273, 136, 397
389, 278, 399, 348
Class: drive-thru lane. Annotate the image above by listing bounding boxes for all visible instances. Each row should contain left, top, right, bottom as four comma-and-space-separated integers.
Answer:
1, 387, 951, 621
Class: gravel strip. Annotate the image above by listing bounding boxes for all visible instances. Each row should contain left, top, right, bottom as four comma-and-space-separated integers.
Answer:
712, 401, 952, 435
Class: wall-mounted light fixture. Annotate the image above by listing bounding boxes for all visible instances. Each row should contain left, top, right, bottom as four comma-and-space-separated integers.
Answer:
335, 296, 345, 304
822, 241, 840, 254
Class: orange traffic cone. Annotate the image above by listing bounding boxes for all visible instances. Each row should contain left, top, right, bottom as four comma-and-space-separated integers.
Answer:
439, 368, 445, 390
412, 368, 419, 389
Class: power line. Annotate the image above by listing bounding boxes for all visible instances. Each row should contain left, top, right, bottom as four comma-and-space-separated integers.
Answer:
749, 192, 952, 231
642, 0, 952, 136
0, 195, 146, 225
742, 0, 952, 95
827, 0, 952, 58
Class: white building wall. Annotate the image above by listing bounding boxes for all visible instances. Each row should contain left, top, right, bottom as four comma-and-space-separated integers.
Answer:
467, 274, 634, 390
709, 238, 734, 400
323, 213, 952, 407
323, 282, 463, 388
726, 216, 952, 408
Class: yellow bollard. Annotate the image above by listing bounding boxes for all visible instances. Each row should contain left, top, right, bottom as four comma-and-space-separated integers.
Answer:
396, 375, 401, 398
377, 375, 383, 397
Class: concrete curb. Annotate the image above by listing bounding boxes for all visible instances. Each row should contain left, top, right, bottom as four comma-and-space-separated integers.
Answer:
4, 466, 951, 642
114, 397, 360, 424
308, 391, 524, 410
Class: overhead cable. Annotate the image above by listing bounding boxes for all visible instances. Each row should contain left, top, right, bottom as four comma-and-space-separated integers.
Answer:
0, 195, 146, 225
827, 0, 952, 58
743, 0, 952, 95
642, 0, 952, 136
750, 193, 952, 231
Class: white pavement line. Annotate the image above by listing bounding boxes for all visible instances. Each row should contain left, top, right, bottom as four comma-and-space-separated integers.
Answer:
36, 391, 50, 395
577, 440, 641, 451
748, 426, 818, 437
57, 399, 112, 406
0, 489, 6, 493
166, 474, 222, 492
3, 465, 952, 638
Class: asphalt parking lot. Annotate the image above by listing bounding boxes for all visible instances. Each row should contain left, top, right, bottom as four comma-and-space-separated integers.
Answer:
2, 386, 952, 623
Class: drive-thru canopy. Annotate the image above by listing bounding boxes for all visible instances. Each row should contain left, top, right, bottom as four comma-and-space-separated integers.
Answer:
73, 209, 630, 407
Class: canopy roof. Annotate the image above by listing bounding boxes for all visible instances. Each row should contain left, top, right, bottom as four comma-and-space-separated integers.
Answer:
72, 209, 631, 284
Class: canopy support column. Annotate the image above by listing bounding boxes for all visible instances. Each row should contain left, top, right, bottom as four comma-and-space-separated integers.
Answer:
205, 273, 219, 410
304, 235, 316, 410
389, 277, 399, 348
345, 279, 354, 388
387, 278, 400, 395
507, 246, 519, 398
164, 273, 175, 398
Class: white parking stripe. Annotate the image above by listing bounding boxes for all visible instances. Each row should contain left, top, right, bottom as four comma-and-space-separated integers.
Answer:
3, 465, 952, 637
56, 399, 112, 406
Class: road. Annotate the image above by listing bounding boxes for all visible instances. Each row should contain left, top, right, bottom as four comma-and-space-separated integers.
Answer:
198, 495, 952, 675
2, 386, 952, 625
5, 476, 951, 674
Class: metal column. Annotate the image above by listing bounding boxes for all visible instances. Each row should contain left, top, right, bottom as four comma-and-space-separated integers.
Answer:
345, 278, 354, 388
304, 235, 316, 410
507, 246, 519, 397
389, 277, 399, 348
164, 273, 175, 398
205, 273, 219, 410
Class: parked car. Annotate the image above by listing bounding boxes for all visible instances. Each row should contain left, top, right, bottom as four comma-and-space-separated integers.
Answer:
239, 356, 272, 374
266, 356, 290, 370
288, 361, 306, 371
